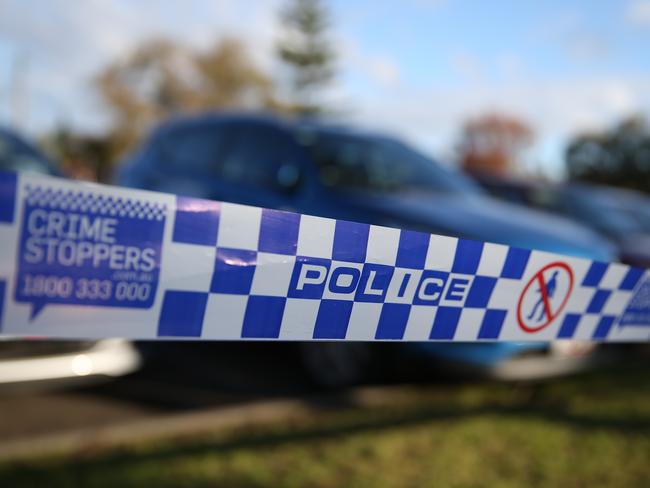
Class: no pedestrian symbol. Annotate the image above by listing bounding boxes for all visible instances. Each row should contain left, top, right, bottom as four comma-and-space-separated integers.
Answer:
517, 262, 574, 333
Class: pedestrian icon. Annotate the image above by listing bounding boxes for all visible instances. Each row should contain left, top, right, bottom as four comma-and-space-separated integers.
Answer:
517, 262, 574, 333
526, 270, 559, 322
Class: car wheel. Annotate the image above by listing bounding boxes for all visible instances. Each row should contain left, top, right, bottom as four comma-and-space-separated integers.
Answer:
299, 342, 373, 388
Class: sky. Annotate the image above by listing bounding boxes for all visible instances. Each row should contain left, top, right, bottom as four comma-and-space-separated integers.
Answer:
1, 0, 649, 178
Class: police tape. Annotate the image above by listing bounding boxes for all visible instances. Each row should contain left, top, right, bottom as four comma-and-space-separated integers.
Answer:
0, 170, 648, 342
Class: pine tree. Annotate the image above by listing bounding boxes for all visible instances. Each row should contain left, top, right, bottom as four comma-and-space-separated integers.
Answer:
276, 0, 336, 115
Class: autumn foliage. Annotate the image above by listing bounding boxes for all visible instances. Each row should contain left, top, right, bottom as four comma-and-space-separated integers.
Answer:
458, 113, 534, 176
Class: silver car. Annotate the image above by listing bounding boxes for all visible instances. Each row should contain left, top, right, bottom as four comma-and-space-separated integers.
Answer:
0, 127, 141, 389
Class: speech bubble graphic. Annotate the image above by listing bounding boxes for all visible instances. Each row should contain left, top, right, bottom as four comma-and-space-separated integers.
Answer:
29, 299, 47, 320
14, 185, 166, 320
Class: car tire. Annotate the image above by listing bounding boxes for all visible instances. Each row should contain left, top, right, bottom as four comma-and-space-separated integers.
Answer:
299, 342, 373, 388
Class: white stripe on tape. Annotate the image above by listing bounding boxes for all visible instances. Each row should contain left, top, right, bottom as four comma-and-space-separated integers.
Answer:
0, 170, 648, 342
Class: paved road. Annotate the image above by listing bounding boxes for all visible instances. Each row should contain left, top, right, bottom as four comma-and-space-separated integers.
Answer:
0, 343, 322, 442
2, 343, 643, 445
0, 341, 439, 443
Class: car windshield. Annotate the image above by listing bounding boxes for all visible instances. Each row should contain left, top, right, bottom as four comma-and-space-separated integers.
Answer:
300, 130, 481, 195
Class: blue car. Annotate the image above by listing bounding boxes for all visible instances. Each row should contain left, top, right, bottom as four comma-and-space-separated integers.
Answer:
473, 174, 650, 268
540, 184, 650, 268
119, 113, 614, 386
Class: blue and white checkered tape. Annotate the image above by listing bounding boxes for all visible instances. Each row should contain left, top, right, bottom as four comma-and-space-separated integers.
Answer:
0, 170, 648, 342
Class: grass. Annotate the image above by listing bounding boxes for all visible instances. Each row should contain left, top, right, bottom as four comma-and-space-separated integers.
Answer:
1, 358, 649, 487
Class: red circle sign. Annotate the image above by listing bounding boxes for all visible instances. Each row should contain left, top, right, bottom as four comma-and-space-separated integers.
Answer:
517, 261, 574, 333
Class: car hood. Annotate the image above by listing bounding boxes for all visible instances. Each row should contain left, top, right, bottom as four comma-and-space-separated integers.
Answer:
342, 191, 615, 261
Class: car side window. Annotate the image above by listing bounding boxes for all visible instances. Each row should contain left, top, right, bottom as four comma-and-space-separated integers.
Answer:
158, 124, 226, 174
219, 124, 296, 192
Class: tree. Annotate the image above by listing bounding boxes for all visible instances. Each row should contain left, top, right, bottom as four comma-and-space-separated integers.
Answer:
96, 37, 278, 162
276, 0, 336, 115
196, 38, 279, 110
457, 113, 534, 176
97, 39, 196, 154
566, 116, 650, 193
42, 126, 113, 182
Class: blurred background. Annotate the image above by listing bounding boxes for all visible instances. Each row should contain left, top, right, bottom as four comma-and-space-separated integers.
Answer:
0, 1, 649, 486
0, 0, 648, 189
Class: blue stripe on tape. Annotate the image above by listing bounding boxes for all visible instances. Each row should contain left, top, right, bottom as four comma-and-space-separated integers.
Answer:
557, 313, 581, 339
452, 240, 483, 275
173, 196, 220, 246
593, 316, 615, 340
586, 289, 611, 314
288, 256, 331, 299
582, 262, 608, 287
259, 209, 300, 255
375, 303, 411, 339
478, 309, 506, 339
333, 221, 369, 263
465, 276, 497, 308
242, 296, 286, 338
0, 280, 5, 332
500, 248, 530, 279
313, 300, 353, 339
355, 263, 393, 302
158, 290, 207, 337
430, 306, 462, 339
620, 267, 645, 291
396, 230, 429, 269
211, 248, 257, 295
0, 171, 16, 224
